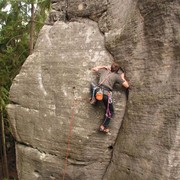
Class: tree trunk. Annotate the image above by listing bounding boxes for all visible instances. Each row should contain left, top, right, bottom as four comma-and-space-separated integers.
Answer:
0, 108, 9, 179
0, 109, 3, 178
29, 3, 35, 55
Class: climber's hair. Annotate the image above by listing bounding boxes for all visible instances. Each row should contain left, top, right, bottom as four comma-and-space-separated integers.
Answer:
111, 62, 120, 73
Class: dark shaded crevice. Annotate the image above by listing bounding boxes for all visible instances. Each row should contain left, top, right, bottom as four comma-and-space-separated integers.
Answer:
103, 144, 115, 178
16, 140, 58, 158
10, 100, 20, 106
108, 145, 113, 150
9, 101, 39, 112
67, 157, 94, 166
101, 146, 114, 180
64, 0, 70, 22
34, 170, 41, 176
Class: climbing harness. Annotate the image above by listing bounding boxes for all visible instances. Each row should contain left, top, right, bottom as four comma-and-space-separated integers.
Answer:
96, 88, 103, 100
91, 72, 112, 102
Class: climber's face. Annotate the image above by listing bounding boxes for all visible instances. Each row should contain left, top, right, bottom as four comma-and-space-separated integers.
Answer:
111, 63, 120, 73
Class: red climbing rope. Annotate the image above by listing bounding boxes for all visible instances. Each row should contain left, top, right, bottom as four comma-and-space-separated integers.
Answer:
62, 102, 75, 180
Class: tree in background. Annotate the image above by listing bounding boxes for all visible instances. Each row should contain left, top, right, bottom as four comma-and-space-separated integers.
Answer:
0, 0, 50, 179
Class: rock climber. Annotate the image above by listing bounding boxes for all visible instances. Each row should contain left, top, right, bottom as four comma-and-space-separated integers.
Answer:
90, 62, 129, 133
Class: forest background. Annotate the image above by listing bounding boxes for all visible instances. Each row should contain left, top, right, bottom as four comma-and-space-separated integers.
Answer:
0, 0, 51, 179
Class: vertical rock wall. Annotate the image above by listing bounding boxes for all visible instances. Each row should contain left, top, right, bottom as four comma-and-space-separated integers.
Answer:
7, 0, 180, 180
104, 0, 180, 180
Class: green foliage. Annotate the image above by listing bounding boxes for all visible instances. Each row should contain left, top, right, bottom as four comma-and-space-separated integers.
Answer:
0, 0, 51, 133
0, 0, 51, 104
0, 87, 9, 108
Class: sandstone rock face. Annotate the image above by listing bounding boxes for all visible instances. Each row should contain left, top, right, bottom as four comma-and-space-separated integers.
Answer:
7, 0, 180, 180
7, 16, 127, 180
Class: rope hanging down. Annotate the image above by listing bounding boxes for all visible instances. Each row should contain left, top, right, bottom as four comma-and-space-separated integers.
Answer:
62, 101, 76, 180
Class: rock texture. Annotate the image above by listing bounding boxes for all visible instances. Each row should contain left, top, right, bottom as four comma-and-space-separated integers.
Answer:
7, 0, 180, 180
7, 15, 126, 180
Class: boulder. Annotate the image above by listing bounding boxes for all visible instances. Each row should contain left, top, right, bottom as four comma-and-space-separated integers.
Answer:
7, 0, 180, 179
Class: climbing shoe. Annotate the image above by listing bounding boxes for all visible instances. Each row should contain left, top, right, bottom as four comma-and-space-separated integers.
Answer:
103, 128, 110, 133
99, 125, 110, 134
99, 125, 105, 132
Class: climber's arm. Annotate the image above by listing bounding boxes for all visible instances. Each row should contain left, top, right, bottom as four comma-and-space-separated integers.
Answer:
120, 73, 130, 100
91, 65, 110, 72
121, 73, 129, 88
122, 80, 129, 88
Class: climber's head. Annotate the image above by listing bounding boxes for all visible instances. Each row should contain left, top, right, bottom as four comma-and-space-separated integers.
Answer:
111, 62, 120, 73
